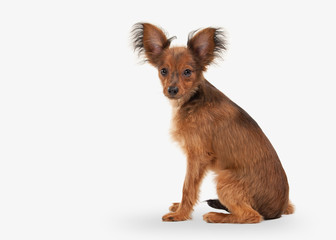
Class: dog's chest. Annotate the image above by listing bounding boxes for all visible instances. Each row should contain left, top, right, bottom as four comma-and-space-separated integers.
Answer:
169, 106, 205, 148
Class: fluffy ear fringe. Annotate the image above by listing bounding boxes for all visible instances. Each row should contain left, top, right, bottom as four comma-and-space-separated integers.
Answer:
131, 23, 176, 63
131, 23, 147, 60
213, 28, 227, 59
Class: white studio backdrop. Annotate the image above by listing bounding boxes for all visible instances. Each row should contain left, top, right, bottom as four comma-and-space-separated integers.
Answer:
0, 0, 335, 239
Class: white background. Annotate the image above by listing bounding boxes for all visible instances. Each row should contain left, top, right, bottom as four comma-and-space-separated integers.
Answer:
1, 0, 336, 239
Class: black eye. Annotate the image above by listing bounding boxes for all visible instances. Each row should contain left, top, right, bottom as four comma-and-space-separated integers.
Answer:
160, 68, 168, 76
183, 69, 192, 77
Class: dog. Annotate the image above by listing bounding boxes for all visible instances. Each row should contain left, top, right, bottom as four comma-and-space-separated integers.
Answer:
131, 23, 294, 223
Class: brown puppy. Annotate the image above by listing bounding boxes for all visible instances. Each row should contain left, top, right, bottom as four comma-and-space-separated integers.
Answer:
131, 23, 294, 223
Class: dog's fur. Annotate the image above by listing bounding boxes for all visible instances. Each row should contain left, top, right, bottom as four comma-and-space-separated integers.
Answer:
131, 23, 294, 223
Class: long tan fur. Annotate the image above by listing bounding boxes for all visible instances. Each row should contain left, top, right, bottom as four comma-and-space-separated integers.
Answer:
132, 23, 294, 223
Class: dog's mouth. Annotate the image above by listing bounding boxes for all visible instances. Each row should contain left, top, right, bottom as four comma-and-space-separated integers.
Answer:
163, 91, 182, 100
166, 95, 180, 100
165, 93, 184, 100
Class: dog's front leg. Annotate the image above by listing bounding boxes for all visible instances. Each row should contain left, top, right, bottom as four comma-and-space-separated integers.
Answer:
162, 156, 206, 221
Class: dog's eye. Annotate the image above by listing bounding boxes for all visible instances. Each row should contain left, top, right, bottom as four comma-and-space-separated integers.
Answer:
183, 69, 192, 77
160, 68, 168, 76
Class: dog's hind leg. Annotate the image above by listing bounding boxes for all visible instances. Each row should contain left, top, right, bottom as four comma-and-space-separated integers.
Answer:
203, 170, 262, 224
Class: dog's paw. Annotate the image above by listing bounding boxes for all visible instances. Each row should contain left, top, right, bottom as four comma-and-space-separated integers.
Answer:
162, 212, 190, 222
169, 202, 180, 212
203, 212, 224, 223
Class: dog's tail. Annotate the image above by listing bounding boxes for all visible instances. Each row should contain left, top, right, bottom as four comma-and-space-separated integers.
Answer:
205, 199, 229, 212
283, 201, 295, 215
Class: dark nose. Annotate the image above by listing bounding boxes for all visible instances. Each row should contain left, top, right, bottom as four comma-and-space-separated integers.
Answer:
168, 86, 179, 96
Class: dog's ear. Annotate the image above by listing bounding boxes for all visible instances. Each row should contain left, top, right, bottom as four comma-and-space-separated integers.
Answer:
187, 28, 226, 70
132, 23, 175, 66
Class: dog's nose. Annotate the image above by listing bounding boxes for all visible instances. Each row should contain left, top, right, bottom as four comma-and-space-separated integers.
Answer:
168, 86, 179, 96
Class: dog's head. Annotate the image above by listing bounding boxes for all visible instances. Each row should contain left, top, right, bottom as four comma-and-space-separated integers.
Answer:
132, 23, 225, 101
